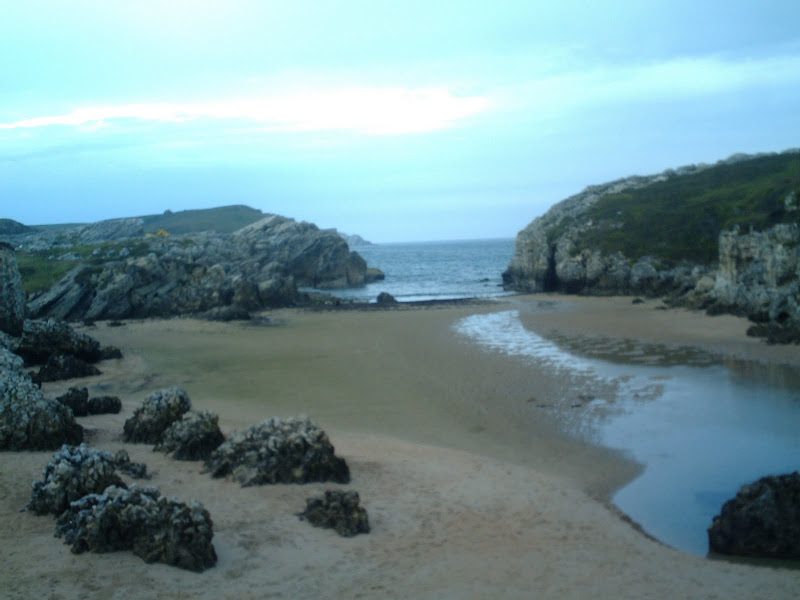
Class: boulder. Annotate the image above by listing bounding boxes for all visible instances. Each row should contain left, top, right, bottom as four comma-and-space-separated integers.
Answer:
155, 410, 225, 461
0, 347, 83, 450
0, 242, 25, 336
298, 490, 370, 537
16, 319, 102, 365
205, 416, 350, 486
56, 387, 90, 417
113, 449, 149, 479
87, 395, 122, 415
55, 484, 217, 572
123, 387, 192, 444
28, 443, 125, 515
30, 353, 101, 384
376, 292, 398, 304
708, 472, 800, 558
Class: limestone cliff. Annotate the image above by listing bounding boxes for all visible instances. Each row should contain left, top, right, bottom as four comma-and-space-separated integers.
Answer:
504, 149, 800, 338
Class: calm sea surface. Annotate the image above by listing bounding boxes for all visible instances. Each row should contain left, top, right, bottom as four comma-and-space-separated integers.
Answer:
328, 238, 800, 558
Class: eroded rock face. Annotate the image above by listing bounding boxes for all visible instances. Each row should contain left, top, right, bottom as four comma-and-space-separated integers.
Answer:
205, 416, 350, 486
55, 484, 217, 572
17, 319, 102, 365
708, 472, 800, 559
299, 490, 370, 537
123, 387, 192, 444
0, 347, 83, 450
28, 444, 124, 515
155, 410, 225, 460
0, 242, 25, 336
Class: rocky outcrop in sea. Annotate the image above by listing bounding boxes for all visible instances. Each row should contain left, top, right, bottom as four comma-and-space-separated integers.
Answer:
16, 214, 381, 322
503, 150, 800, 339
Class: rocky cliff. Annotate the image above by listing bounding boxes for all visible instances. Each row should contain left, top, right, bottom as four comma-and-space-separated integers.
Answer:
20, 214, 377, 322
504, 149, 800, 338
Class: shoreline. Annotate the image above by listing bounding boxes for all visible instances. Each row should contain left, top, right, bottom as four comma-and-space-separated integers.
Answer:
2, 296, 799, 598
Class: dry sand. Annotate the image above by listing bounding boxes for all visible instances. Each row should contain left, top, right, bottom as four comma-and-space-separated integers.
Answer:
2, 295, 798, 599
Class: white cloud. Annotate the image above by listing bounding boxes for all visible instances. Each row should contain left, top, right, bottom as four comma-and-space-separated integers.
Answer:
0, 87, 490, 135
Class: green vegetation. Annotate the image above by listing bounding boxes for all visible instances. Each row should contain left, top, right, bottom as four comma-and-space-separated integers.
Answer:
140, 205, 264, 234
572, 153, 800, 265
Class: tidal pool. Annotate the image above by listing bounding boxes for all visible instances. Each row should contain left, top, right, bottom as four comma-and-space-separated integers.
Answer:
455, 310, 800, 556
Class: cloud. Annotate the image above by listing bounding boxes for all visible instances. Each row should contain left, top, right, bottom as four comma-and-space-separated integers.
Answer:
0, 87, 491, 135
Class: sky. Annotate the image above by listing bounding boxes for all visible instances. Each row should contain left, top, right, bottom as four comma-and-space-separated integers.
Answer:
2, 1, 799, 242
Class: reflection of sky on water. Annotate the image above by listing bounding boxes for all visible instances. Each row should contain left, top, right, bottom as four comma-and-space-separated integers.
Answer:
455, 310, 800, 556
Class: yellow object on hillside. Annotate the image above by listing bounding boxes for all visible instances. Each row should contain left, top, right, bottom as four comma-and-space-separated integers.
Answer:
146, 229, 171, 237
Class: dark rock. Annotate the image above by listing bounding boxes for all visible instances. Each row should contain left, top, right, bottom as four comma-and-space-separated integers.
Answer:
376, 292, 398, 305
632, 298, 645, 304
198, 305, 251, 322
155, 410, 225, 461
0, 242, 25, 336
298, 489, 370, 537
205, 416, 350, 486
16, 319, 102, 366
708, 472, 800, 558
113, 449, 149, 479
30, 353, 101, 384
101, 345, 123, 360
28, 443, 125, 515
123, 387, 192, 444
108, 321, 125, 327
56, 387, 89, 417
88, 395, 122, 415
0, 348, 83, 450
55, 484, 217, 572
365, 267, 385, 283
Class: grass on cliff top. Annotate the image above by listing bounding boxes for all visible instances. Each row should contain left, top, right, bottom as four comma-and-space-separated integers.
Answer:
140, 205, 264, 234
571, 152, 800, 266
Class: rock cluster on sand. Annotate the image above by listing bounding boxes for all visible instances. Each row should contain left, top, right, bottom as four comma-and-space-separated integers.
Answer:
123, 387, 192, 444
155, 410, 225, 460
708, 471, 800, 558
298, 490, 370, 537
205, 416, 350, 486
0, 347, 83, 450
55, 484, 217, 572
55, 387, 122, 416
28, 444, 125, 515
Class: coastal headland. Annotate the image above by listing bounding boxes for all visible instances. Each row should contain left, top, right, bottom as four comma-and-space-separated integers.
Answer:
2, 296, 799, 599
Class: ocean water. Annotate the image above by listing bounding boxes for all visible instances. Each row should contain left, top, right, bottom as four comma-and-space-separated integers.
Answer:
456, 309, 800, 557
315, 238, 516, 302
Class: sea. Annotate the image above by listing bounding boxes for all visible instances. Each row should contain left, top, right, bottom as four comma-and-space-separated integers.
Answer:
321, 238, 800, 558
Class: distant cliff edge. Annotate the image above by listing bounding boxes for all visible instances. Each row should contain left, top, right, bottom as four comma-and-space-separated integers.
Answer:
503, 149, 800, 342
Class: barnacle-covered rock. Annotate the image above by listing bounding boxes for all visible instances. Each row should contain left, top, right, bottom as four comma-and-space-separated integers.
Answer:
56, 387, 89, 417
28, 443, 124, 515
30, 353, 101, 384
55, 484, 217, 572
113, 449, 149, 479
155, 410, 225, 461
88, 395, 122, 415
298, 490, 370, 537
205, 415, 349, 486
123, 387, 192, 444
0, 348, 83, 450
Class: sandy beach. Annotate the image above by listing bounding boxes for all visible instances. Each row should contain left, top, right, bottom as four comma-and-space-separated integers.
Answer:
2, 295, 799, 599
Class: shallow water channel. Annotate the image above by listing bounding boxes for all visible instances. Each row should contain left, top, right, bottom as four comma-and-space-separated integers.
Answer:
455, 309, 800, 557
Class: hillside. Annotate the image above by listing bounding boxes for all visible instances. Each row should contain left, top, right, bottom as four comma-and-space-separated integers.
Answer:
504, 148, 800, 341
139, 205, 266, 234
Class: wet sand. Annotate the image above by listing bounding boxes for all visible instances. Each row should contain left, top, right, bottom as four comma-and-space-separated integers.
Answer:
2, 295, 798, 599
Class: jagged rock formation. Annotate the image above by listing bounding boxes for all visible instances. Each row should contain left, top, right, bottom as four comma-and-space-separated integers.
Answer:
123, 387, 192, 444
0, 347, 83, 450
155, 410, 225, 461
504, 150, 800, 337
0, 242, 25, 336
73, 218, 145, 244
55, 388, 122, 416
298, 490, 370, 537
708, 472, 800, 558
55, 484, 217, 572
205, 416, 350, 486
25, 214, 376, 322
28, 443, 125, 515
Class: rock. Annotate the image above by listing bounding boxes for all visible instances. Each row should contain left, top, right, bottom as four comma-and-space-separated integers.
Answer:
708, 472, 800, 558
0, 347, 83, 450
28, 443, 125, 515
88, 395, 122, 415
205, 416, 350, 486
16, 319, 102, 366
155, 411, 225, 461
56, 387, 89, 417
123, 387, 192, 444
112, 449, 149, 479
298, 490, 370, 537
365, 268, 385, 283
0, 218, 32, 235
73, 218, 144, 244
55, 484, 217, 572
376, 292, 398, 304
0, 242, 25, 336
101, 345, 123, 360
30, 353, 101, 384
198, 305, 251, 321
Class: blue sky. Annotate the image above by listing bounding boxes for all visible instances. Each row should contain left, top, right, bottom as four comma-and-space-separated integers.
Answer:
2, 1, 799, 242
